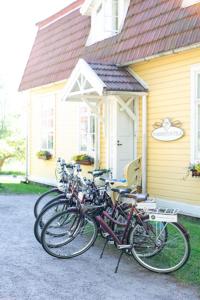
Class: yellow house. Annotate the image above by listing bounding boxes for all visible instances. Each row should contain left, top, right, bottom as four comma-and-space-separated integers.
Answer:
19, 0, 200, 216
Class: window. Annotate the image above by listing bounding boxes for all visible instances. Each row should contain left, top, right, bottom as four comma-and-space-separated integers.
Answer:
79, 104, 96, 155
84, 0, 130, 45
191, 67, 200, 161
112, 0, 119, 33
41, 96, 54, 152
182, 0, 200, 7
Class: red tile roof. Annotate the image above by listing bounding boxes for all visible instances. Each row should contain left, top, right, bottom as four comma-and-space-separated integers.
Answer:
19, 7, 90, 91
88, 62, 147, 92
19, 0, 200, 91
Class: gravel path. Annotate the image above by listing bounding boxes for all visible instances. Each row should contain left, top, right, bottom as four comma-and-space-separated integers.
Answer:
0, 195, 199, 300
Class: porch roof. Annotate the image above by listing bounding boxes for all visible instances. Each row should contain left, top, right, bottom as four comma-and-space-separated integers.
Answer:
62, 59, 147, 101
88, 63, 147, 93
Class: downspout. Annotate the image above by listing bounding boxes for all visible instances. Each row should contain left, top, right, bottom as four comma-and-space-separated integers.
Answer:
142, 95, 147, 193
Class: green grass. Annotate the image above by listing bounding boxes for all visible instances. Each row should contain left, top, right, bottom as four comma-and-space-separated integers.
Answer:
0, 171, 25, 176
0, 182, 51, 195
173, 215, 200, 287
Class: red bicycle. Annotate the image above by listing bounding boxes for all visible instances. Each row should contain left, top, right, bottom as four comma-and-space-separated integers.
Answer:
40, 188, 190, 274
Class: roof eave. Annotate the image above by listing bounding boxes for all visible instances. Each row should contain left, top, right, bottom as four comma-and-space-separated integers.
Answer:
103, 89, 148, 96
119, 43, 200, 67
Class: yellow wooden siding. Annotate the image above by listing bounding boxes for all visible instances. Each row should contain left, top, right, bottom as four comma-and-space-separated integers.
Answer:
133, 48, 200, 205
28, 81, 96, 182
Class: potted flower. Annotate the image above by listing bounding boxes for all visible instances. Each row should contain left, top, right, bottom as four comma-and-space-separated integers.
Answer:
72, 154, 94, 165
36, 150, 52, 160
188, 161, 200, 177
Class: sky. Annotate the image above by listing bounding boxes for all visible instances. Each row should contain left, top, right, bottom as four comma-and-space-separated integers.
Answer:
0, 0, 74, 94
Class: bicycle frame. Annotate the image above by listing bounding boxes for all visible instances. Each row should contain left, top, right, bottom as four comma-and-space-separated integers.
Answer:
95, 205, 137, 245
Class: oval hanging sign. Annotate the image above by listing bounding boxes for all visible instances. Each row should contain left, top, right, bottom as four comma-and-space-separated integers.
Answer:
152, 118, 184, 142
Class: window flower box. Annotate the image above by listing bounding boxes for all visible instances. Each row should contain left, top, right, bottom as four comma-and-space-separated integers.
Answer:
36, 150, 52, 161
72, 154, 94, 166
188, 162, 200, 177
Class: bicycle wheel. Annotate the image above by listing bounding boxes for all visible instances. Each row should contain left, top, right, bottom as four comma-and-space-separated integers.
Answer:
34, 199, 70, 244
34, 188, 63, 218
41, 209, 98, 259
128, 220, 168, 258
130, 221, 190, 273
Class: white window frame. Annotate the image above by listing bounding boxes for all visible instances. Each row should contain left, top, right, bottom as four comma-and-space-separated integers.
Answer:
78, 103, 96, 157
191, 64, 200, 161
85, 0, 130, 46
40, 95, 55, 154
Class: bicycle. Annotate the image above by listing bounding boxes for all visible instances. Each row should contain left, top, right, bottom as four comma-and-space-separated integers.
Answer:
40, 188, 190, 274
34, 169, 111, 243
34, 159, 81, 218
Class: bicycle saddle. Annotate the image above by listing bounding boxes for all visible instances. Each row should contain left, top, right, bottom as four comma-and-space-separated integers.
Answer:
88, 170, 105, 177
123, 193, 149, 202
111, 188, 132, 195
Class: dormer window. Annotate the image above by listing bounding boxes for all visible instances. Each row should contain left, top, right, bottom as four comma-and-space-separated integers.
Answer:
182, 0, 200, 7
81, 0, 130, 45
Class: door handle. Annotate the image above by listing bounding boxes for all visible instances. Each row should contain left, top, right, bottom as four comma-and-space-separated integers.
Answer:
117, 140, 122, 146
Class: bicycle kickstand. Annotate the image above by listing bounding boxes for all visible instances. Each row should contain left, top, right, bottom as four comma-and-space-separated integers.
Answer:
115, 251, 124, 274
100, 238, 109, 259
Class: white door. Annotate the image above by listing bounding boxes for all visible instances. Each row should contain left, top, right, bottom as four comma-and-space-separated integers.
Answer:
107, 98, 136, 179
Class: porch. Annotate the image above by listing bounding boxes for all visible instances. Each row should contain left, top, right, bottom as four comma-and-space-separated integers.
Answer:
62, 59, 148, 193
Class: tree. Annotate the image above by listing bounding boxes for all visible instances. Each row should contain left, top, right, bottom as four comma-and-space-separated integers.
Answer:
0, 131, 25, 171
0, 80, 25, 171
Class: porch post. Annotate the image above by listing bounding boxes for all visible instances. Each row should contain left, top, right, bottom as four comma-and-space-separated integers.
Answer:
95, 102, 101, 169
142, 95, 147, 193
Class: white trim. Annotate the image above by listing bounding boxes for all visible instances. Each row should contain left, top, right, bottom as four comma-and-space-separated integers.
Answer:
142, 95, 147, 193
40, 94, 55, 154
156, 198, 200, 218
119, 97, 133, 112
133, 97, 139, 159
127, 68, 149, 90
62, 59, 106, 101
104, 90, 148, 96
83, 0, 130, 45
119, 43, 200, 67
78, 103, 96, 156
28, 176, 57, 186
105, 98, 111, 168
182, 0, 200, 8
95, 109, 100, 168
115, 95, 136, 121
105, 96, 117, 176
39, 6, 82, 30
112, 98, 118, 177
80, 0, 97, 15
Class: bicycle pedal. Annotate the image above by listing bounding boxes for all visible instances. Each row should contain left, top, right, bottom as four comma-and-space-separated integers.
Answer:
103, 233, 110, 238
117, 244, 132, 250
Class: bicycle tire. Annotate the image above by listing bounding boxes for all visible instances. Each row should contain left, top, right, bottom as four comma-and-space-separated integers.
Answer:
41, 209, 98, 259
34, 188, 63, 218
34, 199, 70, 244
130, 221, 190, 273
128, 220, 168, 258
